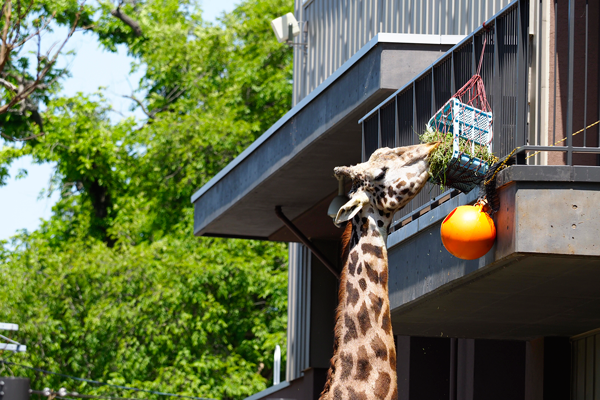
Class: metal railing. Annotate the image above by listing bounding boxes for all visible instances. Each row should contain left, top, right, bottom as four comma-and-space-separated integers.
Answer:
358, 0, 600, 227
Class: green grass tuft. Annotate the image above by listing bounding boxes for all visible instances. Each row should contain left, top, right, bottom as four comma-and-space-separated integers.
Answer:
420, 130, 498, 190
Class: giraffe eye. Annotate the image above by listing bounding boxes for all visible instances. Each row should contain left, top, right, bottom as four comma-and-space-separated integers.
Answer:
373, 167, 388, 181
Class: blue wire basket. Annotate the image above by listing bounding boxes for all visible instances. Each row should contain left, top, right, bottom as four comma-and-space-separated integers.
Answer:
427, 98, 493, 192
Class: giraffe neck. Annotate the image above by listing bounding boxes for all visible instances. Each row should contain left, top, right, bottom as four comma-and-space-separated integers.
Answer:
320, 211, 398, 400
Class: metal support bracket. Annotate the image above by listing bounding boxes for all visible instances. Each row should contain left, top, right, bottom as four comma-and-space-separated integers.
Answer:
275, 206, 340, 280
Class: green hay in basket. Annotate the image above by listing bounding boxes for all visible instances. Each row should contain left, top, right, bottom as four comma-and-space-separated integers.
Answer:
419, 130, 498, 191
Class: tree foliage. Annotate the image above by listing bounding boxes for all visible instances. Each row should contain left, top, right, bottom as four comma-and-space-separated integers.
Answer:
0, 0, 93, 140
0, 0, 293, 399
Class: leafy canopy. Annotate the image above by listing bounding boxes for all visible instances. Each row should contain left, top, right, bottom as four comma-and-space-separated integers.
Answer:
0, 0, 293, 399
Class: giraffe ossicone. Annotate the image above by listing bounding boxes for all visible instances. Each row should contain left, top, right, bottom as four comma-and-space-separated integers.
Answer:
319, 142, 440, 400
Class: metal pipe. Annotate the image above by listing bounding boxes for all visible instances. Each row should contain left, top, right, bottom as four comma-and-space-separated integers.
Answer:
275, 206, 340, 280
566, 0, 575, 165
583, 0, 588, 147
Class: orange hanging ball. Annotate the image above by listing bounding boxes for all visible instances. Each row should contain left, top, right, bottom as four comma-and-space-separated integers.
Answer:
440, 204, 496, 260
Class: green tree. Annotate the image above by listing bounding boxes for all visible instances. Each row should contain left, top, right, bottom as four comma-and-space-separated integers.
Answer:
0, 0, 93, 140
0, 0, 293, 399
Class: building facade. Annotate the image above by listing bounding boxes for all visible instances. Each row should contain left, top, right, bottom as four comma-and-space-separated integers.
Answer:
191, 0, 600, 399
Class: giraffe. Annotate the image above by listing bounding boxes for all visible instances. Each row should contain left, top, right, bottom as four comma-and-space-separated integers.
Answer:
319, 142, 440, 400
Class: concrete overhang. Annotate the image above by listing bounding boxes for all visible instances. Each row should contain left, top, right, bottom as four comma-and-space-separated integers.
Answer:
191, 33, 463, 241
386, 165, 600, 340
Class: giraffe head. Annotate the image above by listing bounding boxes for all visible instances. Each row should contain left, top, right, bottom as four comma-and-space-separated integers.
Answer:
333, 142, 440, 228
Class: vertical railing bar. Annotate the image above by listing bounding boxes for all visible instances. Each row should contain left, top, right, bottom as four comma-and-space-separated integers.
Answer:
431, 67, 436, 118
412, 84, 417, 146
411, 83, 417, 214
472, 33, 477, 79
378, 109, 382, 149
394, 95, 399, 147
566, 0, 575, 165
535, 0, 543, 165
451, 50, 456, 95
583, 0, 588, 147
515, 0, 528, 164
361, 118, 366, 162
552, 0, 557, 146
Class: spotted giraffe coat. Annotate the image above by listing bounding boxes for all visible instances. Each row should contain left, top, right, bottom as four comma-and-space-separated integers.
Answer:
320, 142, 440, 400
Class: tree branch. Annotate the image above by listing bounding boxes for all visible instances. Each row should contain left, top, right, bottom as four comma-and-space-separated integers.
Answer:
0, 10, 80, 117
110, 7, 143, 36
0, 0, 12, 75
0, 130, 45, 141
123, 94, 154, 119
0, 77, 17, 92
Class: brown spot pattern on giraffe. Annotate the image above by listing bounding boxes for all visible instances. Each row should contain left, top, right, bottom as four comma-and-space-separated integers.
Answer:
369, 293, 384, 321
381, 308, 392, 334
346, 281, 360, 307
361, 222, 369, 237
370, 335, 388, 360
357, 302, 372, 335
344, 314, 358, 343
358, 278, 367, 291
379, 269, 388, 287
333, 387, 343, 400
389, 348, 397, 372
390, 387, 398, 400
364, 261, 379, 284
340, 352, 353, 381
348, 252, 359, 276
348, 388, 367, 400
361, 243, 383, 259
374, 371, 392, 400
354, 346, 372, 381
356, 262, 363, 275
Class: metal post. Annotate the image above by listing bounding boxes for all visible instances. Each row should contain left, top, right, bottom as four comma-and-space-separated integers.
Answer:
515, 0, 529, 165
273, 345, 281, 385
394, 96, 399, 148
451, 52, 456, 98
583, 0, 588, 147
431, 67, 436, 113
566, 0, 575, 165
412, 84, 417, 146
362, 120, 366, 162
377, 110, 381, 149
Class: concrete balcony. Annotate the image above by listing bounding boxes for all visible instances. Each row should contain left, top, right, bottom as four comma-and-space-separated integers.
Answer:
386, 165, 600, 339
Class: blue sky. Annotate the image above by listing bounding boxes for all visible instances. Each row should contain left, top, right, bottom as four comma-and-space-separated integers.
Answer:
0, 0, 240, 240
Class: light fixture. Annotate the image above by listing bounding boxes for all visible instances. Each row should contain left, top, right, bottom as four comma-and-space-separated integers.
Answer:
271, 13, 308, 53
271, 13, 300, 43
327, 177, 349, 219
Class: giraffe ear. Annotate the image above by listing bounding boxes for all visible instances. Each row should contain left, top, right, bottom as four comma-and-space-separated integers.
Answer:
334, 191, 370, 227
